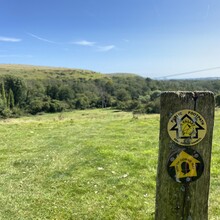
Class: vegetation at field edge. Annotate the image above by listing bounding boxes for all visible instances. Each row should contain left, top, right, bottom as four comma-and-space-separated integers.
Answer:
1, 64, 220, 118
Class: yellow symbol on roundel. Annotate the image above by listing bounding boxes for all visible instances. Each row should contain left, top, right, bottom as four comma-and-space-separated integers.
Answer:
167, 109, 207, 146
170, 151, 200, 179
181, 120, 196, 137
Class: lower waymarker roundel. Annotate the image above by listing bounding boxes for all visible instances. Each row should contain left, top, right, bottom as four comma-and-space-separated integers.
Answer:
167, 148, 204, 183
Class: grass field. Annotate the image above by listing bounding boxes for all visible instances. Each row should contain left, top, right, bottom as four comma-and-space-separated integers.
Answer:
0, 64, 103, 80
0, 109, 219, 219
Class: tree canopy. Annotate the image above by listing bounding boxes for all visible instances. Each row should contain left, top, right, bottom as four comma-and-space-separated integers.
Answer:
0, 65, 219, 118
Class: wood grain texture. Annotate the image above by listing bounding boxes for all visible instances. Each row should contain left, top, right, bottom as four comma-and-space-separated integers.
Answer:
155, 91, 214, 220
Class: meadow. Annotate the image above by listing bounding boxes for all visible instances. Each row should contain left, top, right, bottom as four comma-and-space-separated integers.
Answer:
0, 109, 219, 219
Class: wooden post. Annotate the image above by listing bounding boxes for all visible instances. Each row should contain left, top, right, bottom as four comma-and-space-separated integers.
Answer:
155, 91, 215, 220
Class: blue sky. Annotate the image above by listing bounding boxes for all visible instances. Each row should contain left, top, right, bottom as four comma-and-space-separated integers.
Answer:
0, 0, 220, 79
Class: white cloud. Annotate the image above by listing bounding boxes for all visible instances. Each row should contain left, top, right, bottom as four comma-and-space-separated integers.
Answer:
27, 32, 56, 44
72, 40, 96, 46
0, 37, 21, 42
123, 39, 130, 43
98, 45, 116, 52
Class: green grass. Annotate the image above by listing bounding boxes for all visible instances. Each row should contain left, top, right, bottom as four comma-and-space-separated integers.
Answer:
0, 64, 104, 80
0, 109, 219, 219
209, 109, 220, 219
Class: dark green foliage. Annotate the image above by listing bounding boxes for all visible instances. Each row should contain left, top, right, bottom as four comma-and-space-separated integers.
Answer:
3, 75, 27, 106
58, 86, 73, 101
0, 65, 220, 117
215, 94, 220, 107
28, 98, 48, 114
28, 97, 69, 114
49, 100, 68, 113
150, 90, 161, 101
0, 98, 5, 113
116, 89, 131, 102
75, 94, 90, 110
46, 84, 60, 99
8, 89, 15, 109
1, 82, 6, 105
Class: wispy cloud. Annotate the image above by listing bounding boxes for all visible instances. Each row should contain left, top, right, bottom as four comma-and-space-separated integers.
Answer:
123, 39, 130, 43
98, 45, 116, 52
71, 39, 116, 52
72, 40, 96, 46
27, 32, 117, 53
27, 32, 56, 44
0, 36, 21, 42
205, 4, 210, 19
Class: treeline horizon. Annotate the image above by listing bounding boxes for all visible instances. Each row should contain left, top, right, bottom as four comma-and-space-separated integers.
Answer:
0, 65, 220, 118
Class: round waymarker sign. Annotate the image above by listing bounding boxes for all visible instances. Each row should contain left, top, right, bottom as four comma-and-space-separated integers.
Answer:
167, 109, 207, 146
167, 148, 204, 183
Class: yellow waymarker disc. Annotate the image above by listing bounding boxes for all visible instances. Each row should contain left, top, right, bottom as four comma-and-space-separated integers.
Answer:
167, 148, 204, 183
167, 109, 207, 146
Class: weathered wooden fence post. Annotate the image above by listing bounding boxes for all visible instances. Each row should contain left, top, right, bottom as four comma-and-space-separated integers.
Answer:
155, 91, 214, 220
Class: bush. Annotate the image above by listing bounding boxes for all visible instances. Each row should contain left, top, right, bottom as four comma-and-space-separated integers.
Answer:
215, 94, 220, 107
49, 100, 68, 113
28, 98, 69, 114
29, 99, 45, 114
1, 108, 12, 118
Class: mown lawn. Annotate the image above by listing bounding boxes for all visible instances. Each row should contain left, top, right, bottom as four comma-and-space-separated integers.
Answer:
0, 109, 219, 219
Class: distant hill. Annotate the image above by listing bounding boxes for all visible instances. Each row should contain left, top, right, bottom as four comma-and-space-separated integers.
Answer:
1, 64, 220, 81
0, 64, 150, 81
107, 72, 142, 77
0, 64, 104, 80
190, 77, 220, 80
0, 64, 219, 118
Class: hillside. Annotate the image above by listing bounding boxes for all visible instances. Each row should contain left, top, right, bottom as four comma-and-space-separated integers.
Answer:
0, 64, 219, 118
0, 64, 104, 80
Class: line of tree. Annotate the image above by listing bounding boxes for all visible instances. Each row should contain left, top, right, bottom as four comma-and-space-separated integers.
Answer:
0, 73, 220, 118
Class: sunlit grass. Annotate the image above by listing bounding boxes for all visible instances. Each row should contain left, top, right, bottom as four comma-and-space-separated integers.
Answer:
0, 64, 103, 80
0, 109, 218, 219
